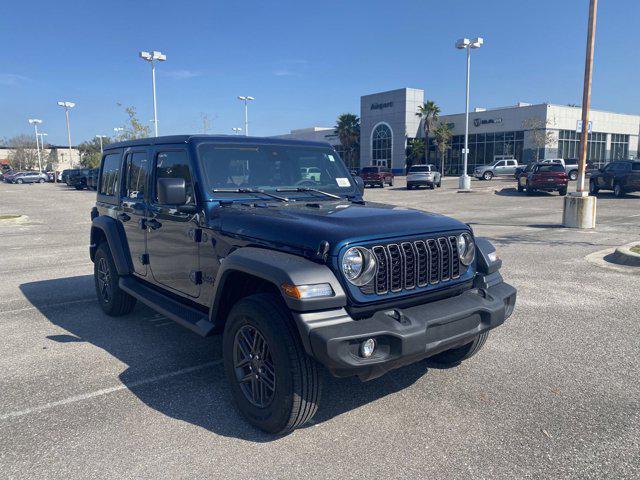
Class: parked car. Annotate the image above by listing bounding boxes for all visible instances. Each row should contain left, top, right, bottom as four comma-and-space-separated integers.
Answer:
406, 164, 442, 189
474, 158, 522, 180
67, 168, 91, 190
517, 163, 568, 195
90, 135, 516, 434
1, 170, 17, 182
589, 160, 640, 197
8, 171, 48, 184
349, 168, 360, 177
300, 166, 321, 182
360, 166, 394, 187
60, 169, 77, 184
86, 168, 99, 190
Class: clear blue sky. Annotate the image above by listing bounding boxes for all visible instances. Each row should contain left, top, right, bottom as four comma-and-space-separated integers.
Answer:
1, 0, 638, 145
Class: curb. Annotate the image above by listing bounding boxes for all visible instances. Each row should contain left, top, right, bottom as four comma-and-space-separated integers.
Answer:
611, 242, 640, 267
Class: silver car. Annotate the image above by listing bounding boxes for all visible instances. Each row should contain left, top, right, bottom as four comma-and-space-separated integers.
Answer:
474, 159, 520, 180
406, 164, 442, 190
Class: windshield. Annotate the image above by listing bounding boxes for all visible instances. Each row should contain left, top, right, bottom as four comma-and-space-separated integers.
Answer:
198, 143, 356, 197
537, 164, 565, 172
409, 165, 433, 173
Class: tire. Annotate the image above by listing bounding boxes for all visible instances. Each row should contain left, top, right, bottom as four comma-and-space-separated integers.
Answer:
39, 179, 45, 184
559, 186, 567, 196
75, 185, 83, 190
525, 182, 535, 195
589, 180, 599, 195
568, 170, 578, 181
93, 242, 137, 316
429, 183, 435, 190
407, 185, 413, 190
437, 180, 442, 188
223, 293, 320, 434
379, 182, 384, 188
483, 171, 493, 181
517, 182, 523, 192
613, 183, 625, 198
388, 178, 393, 186
430, 332, 489, 367
16, 179, 23, 184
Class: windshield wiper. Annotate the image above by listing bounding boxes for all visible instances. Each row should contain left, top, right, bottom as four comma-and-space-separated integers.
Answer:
275, 187, 341, 199
212, 188, 289, 202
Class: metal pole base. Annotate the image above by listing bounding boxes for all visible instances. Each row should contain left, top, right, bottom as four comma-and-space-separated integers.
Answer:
562, 193, 597, 229
458, 174, 471, 191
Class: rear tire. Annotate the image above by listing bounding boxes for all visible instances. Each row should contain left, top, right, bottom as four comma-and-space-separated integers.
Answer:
589, 180, 599, 195
388, 178, 393, 186
223, 293, 320, 435
614, 183, 625, 198
517, 182, 524, 192
94, 242, 137, 316
38, 179, 45, 184
430, 332, 489, 367
569, 170, 578, 181
525, 182, 535, 195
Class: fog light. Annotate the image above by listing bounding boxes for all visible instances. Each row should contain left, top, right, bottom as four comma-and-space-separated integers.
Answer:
360, 338, 376, 358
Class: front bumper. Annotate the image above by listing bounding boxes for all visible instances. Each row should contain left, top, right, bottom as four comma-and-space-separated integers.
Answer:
294, 278, 516, 381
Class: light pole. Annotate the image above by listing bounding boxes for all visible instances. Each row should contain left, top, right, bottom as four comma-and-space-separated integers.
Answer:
237, 96, 254, 136
28, 118, 43, 172
139, 50, 166, 137
95, 135, 108, 153
455, 37, 483, 191
57, 101, 76, 168
113, 127, 124, 140
232, 127, 242, 135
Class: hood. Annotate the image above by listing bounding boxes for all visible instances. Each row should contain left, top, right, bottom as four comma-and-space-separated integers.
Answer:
211, 200, 468, 256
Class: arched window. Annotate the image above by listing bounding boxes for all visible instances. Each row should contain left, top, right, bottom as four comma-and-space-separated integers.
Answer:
371, 123, 392, 167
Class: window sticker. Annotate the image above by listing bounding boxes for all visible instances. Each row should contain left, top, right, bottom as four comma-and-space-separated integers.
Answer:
336, 177, 351, 187
327, 154, 336, 162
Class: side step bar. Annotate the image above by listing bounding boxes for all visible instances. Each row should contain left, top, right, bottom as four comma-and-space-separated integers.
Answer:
119, 277, 215, 337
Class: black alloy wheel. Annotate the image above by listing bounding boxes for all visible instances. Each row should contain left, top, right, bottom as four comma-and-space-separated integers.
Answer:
96, 257, 112, 304
233, 324, 276, 408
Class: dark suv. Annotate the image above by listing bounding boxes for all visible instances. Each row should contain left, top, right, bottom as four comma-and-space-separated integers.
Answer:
90, 135, 516, 434
589, 160, 640, 197
67, 168, 91, 190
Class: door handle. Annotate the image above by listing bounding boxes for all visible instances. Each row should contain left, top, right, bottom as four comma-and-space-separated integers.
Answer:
117, 213, 131, 222
145, 219, 162, 230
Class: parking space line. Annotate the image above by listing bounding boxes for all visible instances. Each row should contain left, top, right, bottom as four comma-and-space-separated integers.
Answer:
0, 298, 95, 315
0, 360, 222, 421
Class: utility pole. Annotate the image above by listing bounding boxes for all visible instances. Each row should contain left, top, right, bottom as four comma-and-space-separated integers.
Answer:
562, 0, 598, 229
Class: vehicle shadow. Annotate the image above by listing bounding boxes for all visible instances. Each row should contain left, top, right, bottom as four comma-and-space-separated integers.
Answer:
494, 187, 558, 197
20, 276, 428, 441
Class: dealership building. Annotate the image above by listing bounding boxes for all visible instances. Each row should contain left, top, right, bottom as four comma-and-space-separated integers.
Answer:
277, 87, 640, 175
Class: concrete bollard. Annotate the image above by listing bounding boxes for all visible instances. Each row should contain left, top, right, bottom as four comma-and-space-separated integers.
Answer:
562, 192, 597, 229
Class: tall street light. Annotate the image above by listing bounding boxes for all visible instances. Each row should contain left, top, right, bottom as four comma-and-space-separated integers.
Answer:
237, 96, 254, 136
455, 37, 483, 191
28, 118, 43, 172
139, 50, 166, 137
95, 135, 108, 153
57, 101, 76, 168
232, 127, 242, 135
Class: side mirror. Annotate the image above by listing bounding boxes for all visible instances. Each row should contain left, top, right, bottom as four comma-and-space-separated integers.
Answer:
354, 176, 365, 195
157, 177, 187, 205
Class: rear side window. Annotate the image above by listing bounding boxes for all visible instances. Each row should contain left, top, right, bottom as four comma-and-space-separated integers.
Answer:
632, 163, 640, 171
125, 152, 149, 200
99, 153, 121, 196
155, 150, 194, 204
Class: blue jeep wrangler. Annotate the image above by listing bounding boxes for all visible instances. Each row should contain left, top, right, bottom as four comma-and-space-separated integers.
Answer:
90, 135, 516, 434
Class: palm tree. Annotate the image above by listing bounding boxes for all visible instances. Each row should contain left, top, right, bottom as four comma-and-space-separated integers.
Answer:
334, 113, 360, 168
415, 101, 440, 164
432, 122, 453, 176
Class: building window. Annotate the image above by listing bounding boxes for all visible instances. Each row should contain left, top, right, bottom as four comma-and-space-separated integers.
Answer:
371, 123, 392, 167
557, 130, 607, 165
610, 134, 629, 160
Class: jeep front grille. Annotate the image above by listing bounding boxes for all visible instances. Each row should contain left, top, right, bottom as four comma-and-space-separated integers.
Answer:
362, 236, 462, 295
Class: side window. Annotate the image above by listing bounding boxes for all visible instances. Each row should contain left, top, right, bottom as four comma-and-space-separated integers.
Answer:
507, 160, 516, 166
495, 161, 506, 167
620, 162, 631, 172
632, 163, 640, 171
99, 153, 121, 196
155, 150, 194, 204
124, 152, 148, 200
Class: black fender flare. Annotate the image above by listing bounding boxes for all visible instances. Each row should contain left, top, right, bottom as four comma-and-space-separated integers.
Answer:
209, 246, 347, 323
475, 237, 502, 275
90, 216, 133, 276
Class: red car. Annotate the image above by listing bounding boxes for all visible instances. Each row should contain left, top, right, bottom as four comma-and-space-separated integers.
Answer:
360, 166, 394, 188
517, 163, 568, 196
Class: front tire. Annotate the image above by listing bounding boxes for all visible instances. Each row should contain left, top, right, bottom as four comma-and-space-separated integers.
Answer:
483, 171, 494, 181
569, 170, 578, 181
223, 293, 320, 434
388, 178, 393, 186
589, 180, 599, 195
430, 332, 489, 367
39, 178, 45, 183
16, 179, 23, 184
559, 186, 567, 196
93, 243, 137, 316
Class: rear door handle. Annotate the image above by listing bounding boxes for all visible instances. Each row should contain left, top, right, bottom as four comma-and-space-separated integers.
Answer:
117, 213, 131, 222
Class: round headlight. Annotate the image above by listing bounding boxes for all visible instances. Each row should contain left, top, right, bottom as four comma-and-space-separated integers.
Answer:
457, 233, 475, 266
342, 247, 377, 286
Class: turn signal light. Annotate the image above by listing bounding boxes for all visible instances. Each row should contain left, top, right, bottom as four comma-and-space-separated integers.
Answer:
281, 283, 334, 300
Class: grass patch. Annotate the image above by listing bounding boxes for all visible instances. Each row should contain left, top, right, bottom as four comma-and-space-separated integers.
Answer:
0, 214, 21, 220
631, 245, 640, 255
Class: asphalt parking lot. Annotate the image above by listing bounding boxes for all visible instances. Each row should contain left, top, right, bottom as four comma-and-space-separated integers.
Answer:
1, 178, 639, 479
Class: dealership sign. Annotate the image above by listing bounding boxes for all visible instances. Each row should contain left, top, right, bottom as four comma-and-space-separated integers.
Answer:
473, 117, 503, 127
371, 101, 394, 111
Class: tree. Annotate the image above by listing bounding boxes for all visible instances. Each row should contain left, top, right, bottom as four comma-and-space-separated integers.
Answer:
6, 134, 39, 171
415, 100, 440, 164
432, 123, 453, 176
522, 117, 555, 162
405, 138, 425, 172
78, 136, 112, 168
334, 113, 360, 168
116, 104, 151, 140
